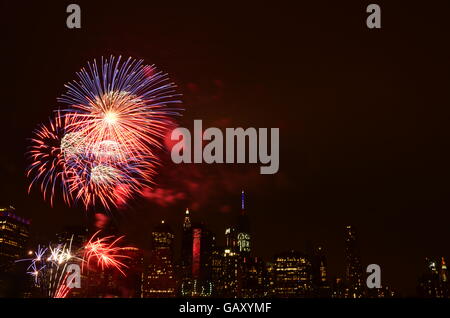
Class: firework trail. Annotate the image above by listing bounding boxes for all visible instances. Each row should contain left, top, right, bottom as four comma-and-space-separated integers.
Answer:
27, 112, 83, 206
18, 232, 131, 298
16, 237, 81, 298
54, 275, 71, 298
21, 245, 48, 284
83, 231, 130, 276
27, 56, 182, 210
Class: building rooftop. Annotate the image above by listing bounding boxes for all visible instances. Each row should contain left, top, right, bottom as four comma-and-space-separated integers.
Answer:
0, 206, 31, 225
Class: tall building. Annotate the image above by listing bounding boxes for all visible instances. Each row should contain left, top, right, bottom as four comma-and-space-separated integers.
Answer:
225, 226, 238, 254
180, 221, 215, 297
180, 208, 192, 279
0, 206, 30, 270
0, 206, 30, 297
216, 245, 240, 297
311, 245, 331, 297
216, 242, 266, 298
56, 226, 88, 249
120, 246, 144, 298
211, 245, 225, 297
54, 226, 88, 297
223, 191, 251, 257
142, 220, 176, 297
83, 233, 142, 298
440, 257, 449, 297
344, 225, 365, 298
213, 191, 253, 297
84, 265, 120, 298
331, 277, 346, 298
236, 191, 251, 256
240, 256, 266, 298
271, 250, 312, 297
417, 257, 449, 298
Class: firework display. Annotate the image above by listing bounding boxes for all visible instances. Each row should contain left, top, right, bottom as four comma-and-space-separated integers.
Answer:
27, 112, 80, 207
17, 232, 131, 298
83, 231, 130, 276
27, 56, 182, 210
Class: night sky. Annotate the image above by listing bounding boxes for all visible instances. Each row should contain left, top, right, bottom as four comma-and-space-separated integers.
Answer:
2, 1, 450, 296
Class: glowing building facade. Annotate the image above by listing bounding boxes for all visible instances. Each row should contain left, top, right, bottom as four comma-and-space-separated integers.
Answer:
236, 191, 251, 256
418, 257, 449, 298
215, 245, 240, 297
180, 220, 214, 297
120, 246, 144, 298
180, 208, 192, 278
142, 220, 176, 297
344, 225, 365, 298
311, 245, 331, 297
0, 206, 30, 270
211, 191, 268, 297
56, 226, 88, 249
240, 256, 266, 297
270, 250, 312, 297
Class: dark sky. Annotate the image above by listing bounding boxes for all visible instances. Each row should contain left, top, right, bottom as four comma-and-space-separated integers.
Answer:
2, 1, 450, 296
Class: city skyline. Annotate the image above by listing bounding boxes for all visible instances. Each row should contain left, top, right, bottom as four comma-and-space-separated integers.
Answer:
1, 192, 448, 298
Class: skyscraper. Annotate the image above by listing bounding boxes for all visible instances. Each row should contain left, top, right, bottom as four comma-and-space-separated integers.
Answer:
213, 191, 254, 297
223, 191, 251, 257
56, 226, 88, 249
53, 226, 88, 298
83, 232, 139, 298
210, 244, 225, 297
180, 221, 215, 297
142, 220, 176, 297
0, 206, 30, 270
440, 257, 449, 298
217, 245, 240, 297
344, 225, 365, 298
180, 208, 192, 279
240, 256, 266, 298
236, 191, 251, 256
417, 257, 449, 298
311, 245, 331, 297
225, 226, 238, 254
270, 250, 312, 297
120, 246, 144, 298
0, 206, 30, 297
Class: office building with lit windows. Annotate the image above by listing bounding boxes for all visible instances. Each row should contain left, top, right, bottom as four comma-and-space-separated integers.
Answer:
270, 250, 313, 297
344, 225, 365, 298
55, 226, 88, 249
236, 191, 251, 256
117, 246, 144, 298
418, 257, 449, 298
142, 220, 176, 297
180, 220, 215, 297
0, 206, 30, 271
224, 191, 251, 257
311, 245, 331, 297
180, 208, 192, 279
240, 256, 266, 297
215, 246, 240, 297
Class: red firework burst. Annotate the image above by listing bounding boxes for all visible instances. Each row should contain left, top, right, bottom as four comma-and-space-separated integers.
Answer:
83, 231, 130, 276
